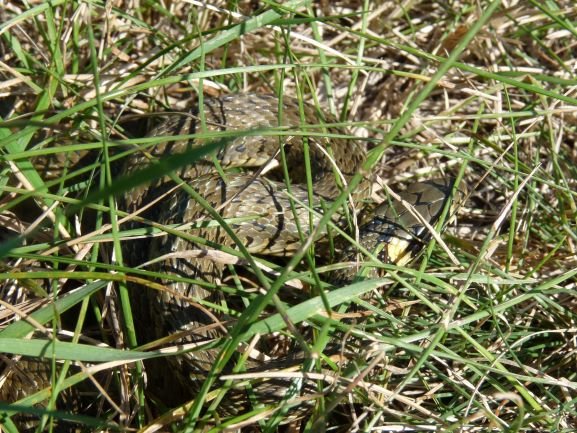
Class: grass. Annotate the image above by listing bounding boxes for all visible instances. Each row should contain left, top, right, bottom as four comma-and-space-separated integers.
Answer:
1, 0, 577, 432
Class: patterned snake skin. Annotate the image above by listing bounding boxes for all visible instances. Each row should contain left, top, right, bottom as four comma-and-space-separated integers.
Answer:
1, 93, 459, 427
119, 94, 459, 419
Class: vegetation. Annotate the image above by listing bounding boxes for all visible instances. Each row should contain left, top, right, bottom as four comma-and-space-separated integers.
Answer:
1, 0, 576, 431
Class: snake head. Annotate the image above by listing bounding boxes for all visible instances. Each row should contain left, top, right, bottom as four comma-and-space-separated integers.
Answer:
358, 178, 464, 266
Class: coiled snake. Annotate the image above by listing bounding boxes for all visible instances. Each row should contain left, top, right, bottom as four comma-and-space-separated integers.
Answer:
2, 93, 460, 426
120, 93, 459, 418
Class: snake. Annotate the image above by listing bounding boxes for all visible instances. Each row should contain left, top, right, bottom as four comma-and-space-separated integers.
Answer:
1, 93, 459, 427
119, 93, 459, 419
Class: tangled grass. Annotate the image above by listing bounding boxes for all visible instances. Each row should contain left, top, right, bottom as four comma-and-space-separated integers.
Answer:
1, 1, 577, 432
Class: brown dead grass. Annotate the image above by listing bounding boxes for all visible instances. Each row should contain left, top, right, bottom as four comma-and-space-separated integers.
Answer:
1, 1, 577, 432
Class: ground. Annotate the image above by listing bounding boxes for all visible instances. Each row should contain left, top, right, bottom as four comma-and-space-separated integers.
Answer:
0, 1, 576, 432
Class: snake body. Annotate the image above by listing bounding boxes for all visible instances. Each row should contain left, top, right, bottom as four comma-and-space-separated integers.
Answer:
1, 94, 457, 426
121, 93, 457, 417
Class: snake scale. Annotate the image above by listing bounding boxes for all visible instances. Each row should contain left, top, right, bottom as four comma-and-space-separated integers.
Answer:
1, 93, 459, 427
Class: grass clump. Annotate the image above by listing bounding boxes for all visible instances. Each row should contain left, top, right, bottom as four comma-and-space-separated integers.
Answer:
1, 1, 577, 432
